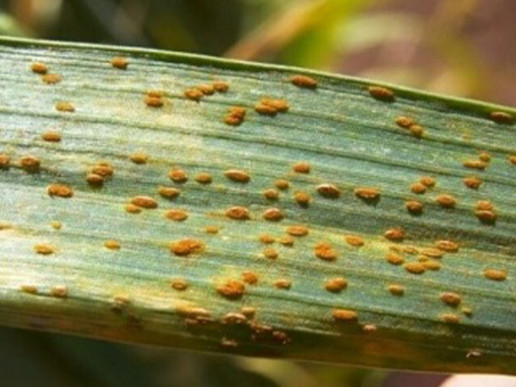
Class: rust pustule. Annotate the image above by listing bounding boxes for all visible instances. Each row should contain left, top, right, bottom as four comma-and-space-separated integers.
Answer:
368, 86, 394, 101
463, 160, 488, 170
195, 173, 212, 184
325, 277, 348, 292
55, 102, 75, 112
41, 131, 61, 142
420, 176, 436, 187
332, 309, 358, 322
290, 74, 317, 89
170, 239, 204, 256
216, 280, 245, 299
184, 88, 204, 101
34, 244, 55, 255
404, 262, 425, 274
20, 155, 41, 172
158, 186, 180, 199
31, 62, 48, 74
406, 200, 424, 214
226, 206, 250, 220
213, 80, 229, 92
242, 271, 259, 284
384, 228, 405, 242
263, 188, 280, 200
484, 268, 507, 281
42, 73, 61, 84
275, 179, 290, 190
292, 161, 310, 173
395, 116, 416, 128
224, 169, 250, 183
143, 95, 163, 108
345, 235, 364, 247
262, 208, 284, 221
165, 209, 188, 221
316, 184, 341, 198
294, 191, 311, 207
168, 168, 188, 183
286, 225, 309, 237
354, 187, 380, 202
263, 248, 279, 259
47, 184, 74, 198
104, 240, 121, 250
129, 152, 148, 164
436, 194, 457, 208
410, 182, 427, 194
110, 57, 129, 69
0, 154, 10, 168
388, 284, 404, 296
463, 176, 482, 189
386, 252, 404, 265
489, 111, 514, 124
435, 240, 459, 252
315, 242, 338, 261
224, 106, 246, 126
259, 234, 275, 244
441, 292, 461, 306
274, 279, 291, 289
130, 196, 158, 209
171, 279, 188, 291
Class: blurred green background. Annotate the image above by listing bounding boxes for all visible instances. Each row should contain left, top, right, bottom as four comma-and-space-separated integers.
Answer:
0, 0, 513, 386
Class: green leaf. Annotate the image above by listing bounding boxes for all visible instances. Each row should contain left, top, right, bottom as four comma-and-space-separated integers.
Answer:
0, 36, 515, 375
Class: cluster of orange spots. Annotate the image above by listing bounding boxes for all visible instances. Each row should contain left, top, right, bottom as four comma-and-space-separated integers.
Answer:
216, 280, 245, 299
110, 56, 129, 69
406, 200, 424, 214
205, 225, 219, 234
171, 278, 188, 291
404, 262, 425, 274
354, 187, 380, 202
484, 268, 507, 281
368, 85, 394, 101
226, 206, 250, 220
279, 235, 295, 246
31, 62, 48, 74
55, 101, 75, 113
224, 106, 246, 126
184, 81, 228, 102
224, 169, 250, 183
435, 194, 457, 208
130, 195, 158, 209
34, 244, 55, 255
345, 235, 364, 247
325, 277, 348, 292
20, 155, 41, 172
41, 130, 61, 142
51, 285, 68, 298
242, 271, 259, 284
50, 220, 62, 230
394, 115, 425, 137
165, 209, 188, 221
292, 161, 310, 174
87, 162, 114, 186
315, 242, 338, 261
0, 153, 10, 168
489, 111, 514, 124
144, 90, 165, 108
42, 73, 62, 84
441, 314, 460, 324
259, 234, 275, 244
274, 279, 291, 289
463, 176, 482, 189
47, 184, 74, 198
263, 247, 278, 259
286, 225, 309, 237
129, 152, 148, 164
263, 188, 279, 200
316, 183, 341, 198
194, 172, 212, 184
293, 191, 311, 207
332, 308, 358, 322
104, 239, 121, 250
290, 74, 318, 89
475, 200, 497, 223
255, 98, 290, 116
168, 168, 188, 183
20, 284, 38, 295
435, 240, 459, 252
384, 227, 404, 242
158, 186, 180, 199
170, 238, 204, 256
440, 292, 461, 306
388, 284, 404, 296
275, 179, 290, 190
263, 208, 283, 221
386, 251, 404, 265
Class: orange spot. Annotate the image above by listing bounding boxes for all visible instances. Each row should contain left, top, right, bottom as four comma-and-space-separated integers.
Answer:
279, 235, 295, 246
42, 73, 61, 84
31, 62, 48, 74
224, 169, 250, 183
345, 235, 364, 247
386, 252, 404, 265
241, 306, 256, 317
463, 160, 488, 170
255, 98, 290, 115
478, 151, 491, 162
110, 57, 129, 69
286, 225, 309, 237
436, 194, 457, 208
195, 173, 212, 184
404, 262, 425, 274
205, 226, 219, 234
92, 163, 114, 177
440, 292, 461, 306
171, 278, 188, 291
129, 152, 148, 164
198, 84, 215, 95
489, 111, 514, 124
384, 228, 404, 242
0, 153, 10, 168
410, 182, 427, 194
104, 240, 121, 250
421, 248, 444, 258
388, 284, 404, 296
409, 125, 425, 138
146, 90, 164, 98
168, 168, 188, 183
165, 209, 188, 221
254, 103, 277, 115
463, 176, 482, 189
395, 116, 415, 128
125, 204, 141, 214
508, 155, 516, 165
216, 280, 245, 299
290, 74, 317, 89
47, 184, 74, 198
224, 106, 246, 126
263, 248, 278, 259
170, 239, 204, 256
259, 234, 275, 244
225, 206, 250, 220
184, 88, 203, 101
354, 187, 380, 201
325, 277, 348, 292
316, 184, 341, 198
262, 208, 283, 221
332, 309, 358, 322
368, 86, 394, 101
484, 268, 507, 281
419, 176, 436, 187
292, 161, 310, 173
130, 196, 158, 209
20, 155, 41, 172
143, 95, 163, 108
421, 259, 441, 271
293, 191, 311, 207
274, 279, 291, 289
20, 285, 38, 294
406, 200, 423, 214
51, 285, 68, 298
50, 221, 62, 230
242, 271, 258, 285
55, 102, 75, 113
476, 200, 494, 211
158, 186, 180, 199
315, 242, 338, 261
34, 244, 55, 255
213, 80, 229, 92
263, 188, 279, 200
435, 240, 459, 252
275, 179, 290, 190
41, 131, 61, 142
441, 314, 460, 324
